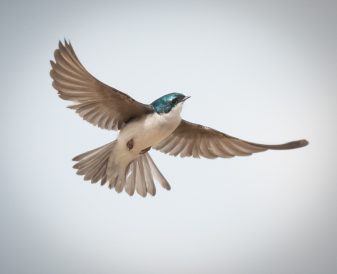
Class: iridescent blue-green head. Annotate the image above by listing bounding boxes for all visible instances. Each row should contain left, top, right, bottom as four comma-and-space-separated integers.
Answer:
151, 93, 190, 114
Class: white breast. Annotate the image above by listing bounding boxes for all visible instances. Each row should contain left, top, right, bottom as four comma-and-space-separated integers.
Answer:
118, 103, 183, 154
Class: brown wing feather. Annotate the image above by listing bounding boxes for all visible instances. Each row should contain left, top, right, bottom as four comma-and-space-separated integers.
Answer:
155, 120, 308, 158
50, 40, 153, 130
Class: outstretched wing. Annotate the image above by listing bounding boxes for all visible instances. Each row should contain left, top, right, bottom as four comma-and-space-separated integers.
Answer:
154, 120, 308, 158
50, 40, 153, 130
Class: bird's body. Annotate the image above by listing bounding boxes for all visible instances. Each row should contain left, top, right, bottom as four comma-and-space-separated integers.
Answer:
50, 40, 308, 197
118, 102, 183, 155
106, 103, 183, 193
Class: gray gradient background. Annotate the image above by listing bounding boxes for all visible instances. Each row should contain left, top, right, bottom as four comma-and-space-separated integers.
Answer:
1, 0, 336, 273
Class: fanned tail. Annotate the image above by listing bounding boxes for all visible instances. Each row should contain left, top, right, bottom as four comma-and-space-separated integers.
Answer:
72, 142, 170, 197
124, 153, 171, 197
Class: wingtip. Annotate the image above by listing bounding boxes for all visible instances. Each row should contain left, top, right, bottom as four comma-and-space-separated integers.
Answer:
72, 155, 81, 161
246, 138, 309, 150
281, 139, 309, 149
58, 39, 70, 50
49, 60, 55, 69
298, 139, 309, 147
64, 38, 71, 47
165, 184, 171, 191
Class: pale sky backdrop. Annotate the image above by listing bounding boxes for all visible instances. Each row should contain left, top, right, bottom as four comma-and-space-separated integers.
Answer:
1, 0, 336, 273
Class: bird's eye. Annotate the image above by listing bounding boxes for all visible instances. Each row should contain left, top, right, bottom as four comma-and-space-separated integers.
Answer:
172, 98, 178, 104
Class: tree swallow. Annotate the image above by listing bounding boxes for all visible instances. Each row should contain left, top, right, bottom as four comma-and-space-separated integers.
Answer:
50, 41, 308, 197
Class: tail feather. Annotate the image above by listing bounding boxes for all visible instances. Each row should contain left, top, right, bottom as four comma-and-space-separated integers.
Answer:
136, 159, 147, 197
91, 162, 107, 183
72, 141, 171, 197
143, 156, 156, 196
122, 155, 154, 197
146, 153, 171, 190
73, 141, 116, 185
125, 162, 136, 196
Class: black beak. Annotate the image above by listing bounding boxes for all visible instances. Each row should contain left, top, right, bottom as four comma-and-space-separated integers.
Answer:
182, 96, 191, 102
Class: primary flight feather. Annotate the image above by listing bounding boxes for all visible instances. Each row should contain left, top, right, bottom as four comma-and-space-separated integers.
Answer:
50, 40, 308, 197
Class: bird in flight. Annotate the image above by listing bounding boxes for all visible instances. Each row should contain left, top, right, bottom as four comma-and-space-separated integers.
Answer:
50, 41, 308, 197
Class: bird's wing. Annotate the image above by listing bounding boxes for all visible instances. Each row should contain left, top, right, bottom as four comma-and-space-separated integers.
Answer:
50, 41, 153, 130
154, 119, 308, 158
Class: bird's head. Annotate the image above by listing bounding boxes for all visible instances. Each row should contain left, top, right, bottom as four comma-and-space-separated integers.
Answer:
151, 93, 190, 114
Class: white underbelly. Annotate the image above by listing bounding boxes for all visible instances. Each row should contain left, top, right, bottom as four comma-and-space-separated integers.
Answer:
117, 105, 182, 155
